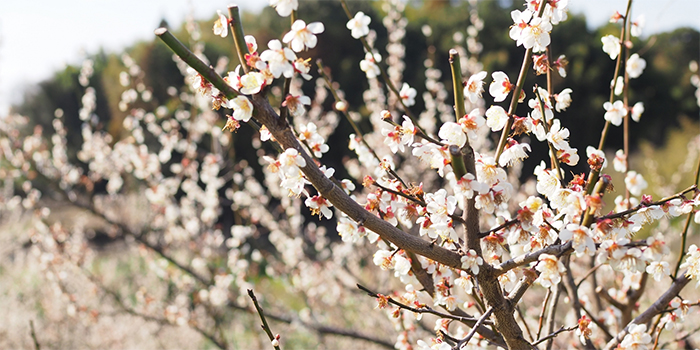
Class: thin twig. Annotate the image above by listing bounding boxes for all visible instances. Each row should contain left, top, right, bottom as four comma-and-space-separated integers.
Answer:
544, 284, 562, 350
586, 0, 633, 195
532, 325, 578, 347
29, 320, 41, 350
536, 289, 552, 340
248, 289, 282, 350
356, 284, 490, 326
453, 308, 494, 350
479, 218, 519, 239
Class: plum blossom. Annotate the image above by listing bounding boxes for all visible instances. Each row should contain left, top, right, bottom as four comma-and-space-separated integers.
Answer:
438, 122, 466, 147
360, 52, 381, 79
282, 94, 311, 118
423, 189, 457, 241
619, 323, 651, 350
519, 17, 552, 52
489, 71, 513, 102
529, 87, 553, 122
559, 224, 595, 256
538, 0, 569, 25
586, 146, 607, 169
297, 122, 329, 158
499, 139, 531, 167
631, 102, 644, 122
273, 148, 310, 197
213, 11, 228, 38
399, 83, 417, 107
242, 71, 268, 95
535, 161, 560, 198
476, 154, 507, 186
464, 71, 487, 103
611, 247, 647, 273
546, 119, 570, 150
337, 215, 365, 243
509, 9, 533, 43
631, 15, 646, 37
223, 96, 254, 122
553, 54, 569, 77
245, 35, 258, 52
554, 88, 572, 112
532, 53, 549, 75
305, 195, 333, 219
269, 0, 298, 17
603, 100, 627, 126
382, 116, 416, 153
283, 20, 324, 52
601, 35, 621, 60
625, 171, 648, 196
449, 173, 489, 210
460, 249, 483, 275
626, 53, 646, 79
536, 254, 565, 288
646, 261, 670, 282
681, 245, 700, 286
279, 148, 306, 174
260, 40, 296, 78
558, 147, 579, 166
485, 105, 508, 132
614, 149, 627, 172
347, 11, 371, 39
457, 108, 485, 139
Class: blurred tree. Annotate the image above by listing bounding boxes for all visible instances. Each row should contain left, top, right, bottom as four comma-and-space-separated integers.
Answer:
11, 1, 699, 180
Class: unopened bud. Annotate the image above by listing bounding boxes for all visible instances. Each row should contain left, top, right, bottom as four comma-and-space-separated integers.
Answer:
335, 100, 348, 112
380, 110, 392, 120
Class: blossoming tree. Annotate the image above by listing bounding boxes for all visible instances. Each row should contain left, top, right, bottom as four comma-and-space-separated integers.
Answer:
4, 0, 700, 349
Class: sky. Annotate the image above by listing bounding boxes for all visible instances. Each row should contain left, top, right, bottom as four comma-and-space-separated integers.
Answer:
0, 0, 698, 117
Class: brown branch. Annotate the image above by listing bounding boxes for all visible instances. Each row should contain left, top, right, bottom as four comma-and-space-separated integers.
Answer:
356, 284, 490, 326
479, 218, 519, 239
248, 290, 281, 350
158, 29, 467, 269
493, 241, 573, 276
532, 325, 578, 347
29, 320, 41, 350
603, 275, 690, 350
453, 307, 494, 350
580, 303, 614, 341
544, 285, 562, 350
563, 256, 595, 349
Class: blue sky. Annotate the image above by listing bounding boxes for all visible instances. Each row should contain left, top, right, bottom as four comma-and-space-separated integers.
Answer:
0, 0, 698, 116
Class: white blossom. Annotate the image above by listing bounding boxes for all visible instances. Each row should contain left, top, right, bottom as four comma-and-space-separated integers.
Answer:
601, 35, 621, 60
213, 11, 228, 38
269, 0, 298, 17
603, 100, 627, 126
485, 105, 508, 132
625, 171, 648, 196
347, 11, 371, 39
260, 40, 296, 78
464, 71, 487, 103
438, 122, 467, 147
283, 20, 324, 52
626, 53, 646, 79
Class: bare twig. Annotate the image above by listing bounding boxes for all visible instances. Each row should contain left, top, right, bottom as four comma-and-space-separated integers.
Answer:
248, 289, 282, 350
603, 275, 690, 350
29, 320, 41, 350
532, 325, 578, 347
356, 284, 489, 325
453, 308, 494, 350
